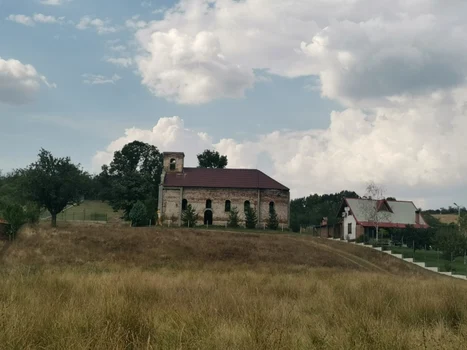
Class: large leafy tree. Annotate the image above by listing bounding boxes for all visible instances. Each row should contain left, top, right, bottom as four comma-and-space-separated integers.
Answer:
100, 141, 163, 221
197, 150, 228, 169
22, 149, 88, 227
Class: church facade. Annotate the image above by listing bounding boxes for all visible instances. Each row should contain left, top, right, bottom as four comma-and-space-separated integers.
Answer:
158, 152, 290, 228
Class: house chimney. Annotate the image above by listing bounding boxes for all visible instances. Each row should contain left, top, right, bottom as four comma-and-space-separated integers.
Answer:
415, 209, 421, 225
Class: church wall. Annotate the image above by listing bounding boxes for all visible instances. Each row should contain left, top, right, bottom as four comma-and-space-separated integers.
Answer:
162, 187, 289, 228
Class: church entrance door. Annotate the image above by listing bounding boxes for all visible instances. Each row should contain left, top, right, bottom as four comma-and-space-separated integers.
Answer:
204, 210, 213, 225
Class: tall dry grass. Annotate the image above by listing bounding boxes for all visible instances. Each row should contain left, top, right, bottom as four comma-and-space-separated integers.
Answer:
1, 265, 467, 349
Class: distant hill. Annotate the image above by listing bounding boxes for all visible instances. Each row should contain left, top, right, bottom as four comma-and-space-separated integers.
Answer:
433, 214, 458, 225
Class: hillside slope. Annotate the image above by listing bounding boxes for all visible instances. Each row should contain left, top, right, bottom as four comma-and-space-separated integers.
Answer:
3, 223, 431, 276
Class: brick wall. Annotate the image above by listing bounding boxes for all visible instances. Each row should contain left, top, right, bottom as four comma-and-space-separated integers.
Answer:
161, 187, 289, 228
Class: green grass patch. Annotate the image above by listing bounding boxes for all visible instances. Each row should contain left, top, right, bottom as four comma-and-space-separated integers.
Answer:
391, 246, 467, 275
40, 200, 123, 222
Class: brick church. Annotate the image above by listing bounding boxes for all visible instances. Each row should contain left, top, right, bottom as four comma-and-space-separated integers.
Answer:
158, 152, 290, 228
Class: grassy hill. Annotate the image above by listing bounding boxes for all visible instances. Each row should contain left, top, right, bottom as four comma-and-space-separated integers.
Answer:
1, 224, 467, 349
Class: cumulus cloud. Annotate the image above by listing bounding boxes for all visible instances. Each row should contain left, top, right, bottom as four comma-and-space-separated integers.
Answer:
134, 0, 467, 106
82, 74, 121, 85
0, 57, 56, 105
136, 29, 255, 104
92, 116, 212, 171
125, 15, 148, 30
40, 0, 70, 5
93, 98, 467, 207
93, 0, 467, 207
76, 16, 117, 35
7, 15, 35, 26
7, 13, 64, 26
105, 58, 133, 68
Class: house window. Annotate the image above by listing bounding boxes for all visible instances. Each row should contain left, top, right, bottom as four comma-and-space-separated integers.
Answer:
348, 223, 352, 235
169, 158, 176, 171
225, 200, 231, 212
206, 199, 212, 209
269, 201, 275, 213
182, 199, 188, 211
244, 201, 250, 212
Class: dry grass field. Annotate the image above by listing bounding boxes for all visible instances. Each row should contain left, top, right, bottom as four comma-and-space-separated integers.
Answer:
433, 214, 458, 225
1, 223, 467, 349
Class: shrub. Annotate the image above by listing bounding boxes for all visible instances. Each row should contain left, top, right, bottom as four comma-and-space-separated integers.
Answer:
227, 206, 240, 228
2, 204, 27, 239
245, 206, 258, 229
434, 226, 466, 260
129, 201, 148, 227
181, 204, 198, 227
266, 207, 279, 230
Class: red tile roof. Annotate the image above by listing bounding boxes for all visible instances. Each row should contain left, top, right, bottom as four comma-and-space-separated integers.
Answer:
163, 168, 289, 191
0, 219, 8, 225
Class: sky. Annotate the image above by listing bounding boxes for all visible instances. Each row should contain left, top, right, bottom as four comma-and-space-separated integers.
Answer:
1, 0, 467, 210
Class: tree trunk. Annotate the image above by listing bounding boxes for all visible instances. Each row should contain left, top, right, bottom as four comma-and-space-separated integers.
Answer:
51, 213, 57, 227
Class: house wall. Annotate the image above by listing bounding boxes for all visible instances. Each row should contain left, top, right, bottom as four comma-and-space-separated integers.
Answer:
161, 187, 290, 227
343, 214, 357, 240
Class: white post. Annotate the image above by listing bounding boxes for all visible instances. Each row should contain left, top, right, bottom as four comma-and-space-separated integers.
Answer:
281, 224, 284, 232
264, 223, 266, 230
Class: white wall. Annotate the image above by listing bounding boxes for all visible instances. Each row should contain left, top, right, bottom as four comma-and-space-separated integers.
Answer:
343, 214, 356, 240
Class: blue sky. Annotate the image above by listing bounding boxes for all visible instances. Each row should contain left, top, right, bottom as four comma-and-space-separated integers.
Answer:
0, 0, 338, 170
2, 0, 467, 209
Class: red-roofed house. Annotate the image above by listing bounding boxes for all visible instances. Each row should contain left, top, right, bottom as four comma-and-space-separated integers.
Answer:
158, 152, 290, 227
318, 197, 429, 240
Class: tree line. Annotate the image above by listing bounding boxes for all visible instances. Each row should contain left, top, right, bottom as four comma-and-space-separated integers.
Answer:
0, 142, 238, 238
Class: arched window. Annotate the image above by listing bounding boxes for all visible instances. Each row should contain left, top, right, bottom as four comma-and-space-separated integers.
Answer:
225, 200, 231, 212
244, 200, 250, 213
169, 158, 176, 171
269, 201, 275, 213
206, 199, 212, 209
182, 199, 188, 211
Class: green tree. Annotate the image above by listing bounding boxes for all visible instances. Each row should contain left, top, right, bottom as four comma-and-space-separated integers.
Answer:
422, 212, 443, 228
434, 226, 466, 260
22, 149, 88, 227
101, 141, 163, 221
197, 150, 228, 169
129, 201, 148, 227
181, 204, 199, 227
245, 205, 258, 229
2, 204, 26, 240
459, 212, 467, 232
227, 206, 240, 228
267, 206, 279, 230
290, 190, 359, 232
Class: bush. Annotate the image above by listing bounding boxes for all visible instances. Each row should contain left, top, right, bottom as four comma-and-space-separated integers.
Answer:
129, 201, 148, 227
227, 206, 240, 228
434, 226, 466, 260
181, 204, 198, 227
266, 207, 279, 230
245, 206, 258, 229
2, 204, 27, 239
